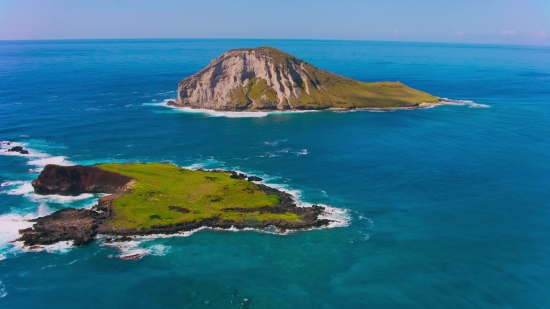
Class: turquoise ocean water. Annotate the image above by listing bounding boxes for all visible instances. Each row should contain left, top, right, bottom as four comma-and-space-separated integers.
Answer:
0, 39, 549, 308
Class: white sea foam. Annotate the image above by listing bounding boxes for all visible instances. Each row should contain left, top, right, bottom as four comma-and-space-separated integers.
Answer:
1, 141, 73, 168
317, 205, 351, 228
171, 106, 270, 118
183, 158, 225, 170
3, 182, 34, 196
258, 180, 351, 229
27, 156, 72, 167
0, 213, 35, 250
32, 192, 98, 203
1, 180, 98, 203
1, 180, 26, 187
144, 99, 319, 118
467, 102, 491, 108
1, 141, 46, 158
0, 140, 103, 257
0, 280, 7, 298
440, 98, 491, 108
37, 203, 52, 217
102, 239, 170, 259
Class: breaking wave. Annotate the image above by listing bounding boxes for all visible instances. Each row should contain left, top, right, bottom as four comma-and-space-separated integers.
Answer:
144, 99, 319, 118
440, 98, 491, 108
102, 239, 170, 260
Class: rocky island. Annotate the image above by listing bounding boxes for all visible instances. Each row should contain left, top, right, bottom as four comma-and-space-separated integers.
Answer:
18, 163, 330, 247
168, 47, 440, 111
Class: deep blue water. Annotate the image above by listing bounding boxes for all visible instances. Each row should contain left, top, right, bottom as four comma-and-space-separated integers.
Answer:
1, 39, 550, 308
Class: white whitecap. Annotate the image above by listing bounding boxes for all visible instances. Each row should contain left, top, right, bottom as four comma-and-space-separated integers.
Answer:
27, 156, 72, 167
1, 180, 26, 187
317, 205, 352, 228
2, 182, 34, 196
144, 99, 319, 118
0, 280, 6, 298
467, 102, 491, 108
1, 180, 99, 203
102, 239, 170, 259
0, 141, 47, 158
37, 203, 52, 217
0, 213, 35, 253
439, 98, 490, 108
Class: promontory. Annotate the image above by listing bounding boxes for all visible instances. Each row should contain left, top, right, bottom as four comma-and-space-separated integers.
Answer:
18, 163, 330, 247
168, 47, 440, 111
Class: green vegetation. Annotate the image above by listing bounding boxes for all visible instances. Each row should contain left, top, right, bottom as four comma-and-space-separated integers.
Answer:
96, 163, 300, 229
229, 86, 251, 109
229, 47, 440, 110
291, 62, 440, 109
229, 77, 280, 110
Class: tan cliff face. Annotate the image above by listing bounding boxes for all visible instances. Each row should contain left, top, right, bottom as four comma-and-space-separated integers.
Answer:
175, 47, 440, 111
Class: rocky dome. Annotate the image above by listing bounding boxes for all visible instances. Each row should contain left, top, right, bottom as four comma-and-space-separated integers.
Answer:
172, 47, 439, 111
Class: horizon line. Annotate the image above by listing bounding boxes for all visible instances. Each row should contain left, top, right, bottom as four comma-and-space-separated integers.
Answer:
0, 37, 549, 48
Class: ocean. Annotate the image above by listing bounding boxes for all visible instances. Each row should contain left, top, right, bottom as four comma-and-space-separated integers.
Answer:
0, 39, 549, 308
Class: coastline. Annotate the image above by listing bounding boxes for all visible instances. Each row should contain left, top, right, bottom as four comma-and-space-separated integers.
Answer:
0, 142, 350, 260
160, 99, 472, 117
15, 163, 345, 251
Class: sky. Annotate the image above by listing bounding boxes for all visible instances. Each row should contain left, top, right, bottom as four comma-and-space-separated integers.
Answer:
1, 0, 549, 45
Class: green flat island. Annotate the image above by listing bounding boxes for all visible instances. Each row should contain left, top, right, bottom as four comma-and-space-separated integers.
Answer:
20, 162, 329, 247
97, 163, 300, 229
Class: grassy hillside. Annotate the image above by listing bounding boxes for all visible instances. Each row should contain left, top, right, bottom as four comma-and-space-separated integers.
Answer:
97, 163, 300, 229
232, 47, 440, 110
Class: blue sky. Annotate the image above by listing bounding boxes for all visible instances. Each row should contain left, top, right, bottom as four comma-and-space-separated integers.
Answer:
1, 0, 549, 44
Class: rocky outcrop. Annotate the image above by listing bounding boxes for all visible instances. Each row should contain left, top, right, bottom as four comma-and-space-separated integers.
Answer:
18, 208, 105, 246
230, 171, 247, 179
31, 164, 133, 196
7, 146, 29, 154
171, 47, 440, 111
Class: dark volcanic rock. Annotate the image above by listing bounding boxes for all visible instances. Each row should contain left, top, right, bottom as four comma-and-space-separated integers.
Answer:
8, 146, 24, 152
7, 146, 29, 154
247, 176, 262, 182
18, 208, 105, 246
230, 171, 247, 179
114, 236, 133, 242
32, 164, 133, 196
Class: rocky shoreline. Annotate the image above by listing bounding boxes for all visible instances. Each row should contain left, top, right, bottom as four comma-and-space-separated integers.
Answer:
17, 164, 331, 247
166, 100, 453, 113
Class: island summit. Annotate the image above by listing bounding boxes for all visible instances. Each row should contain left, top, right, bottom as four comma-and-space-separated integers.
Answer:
168, 47, 440, 111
